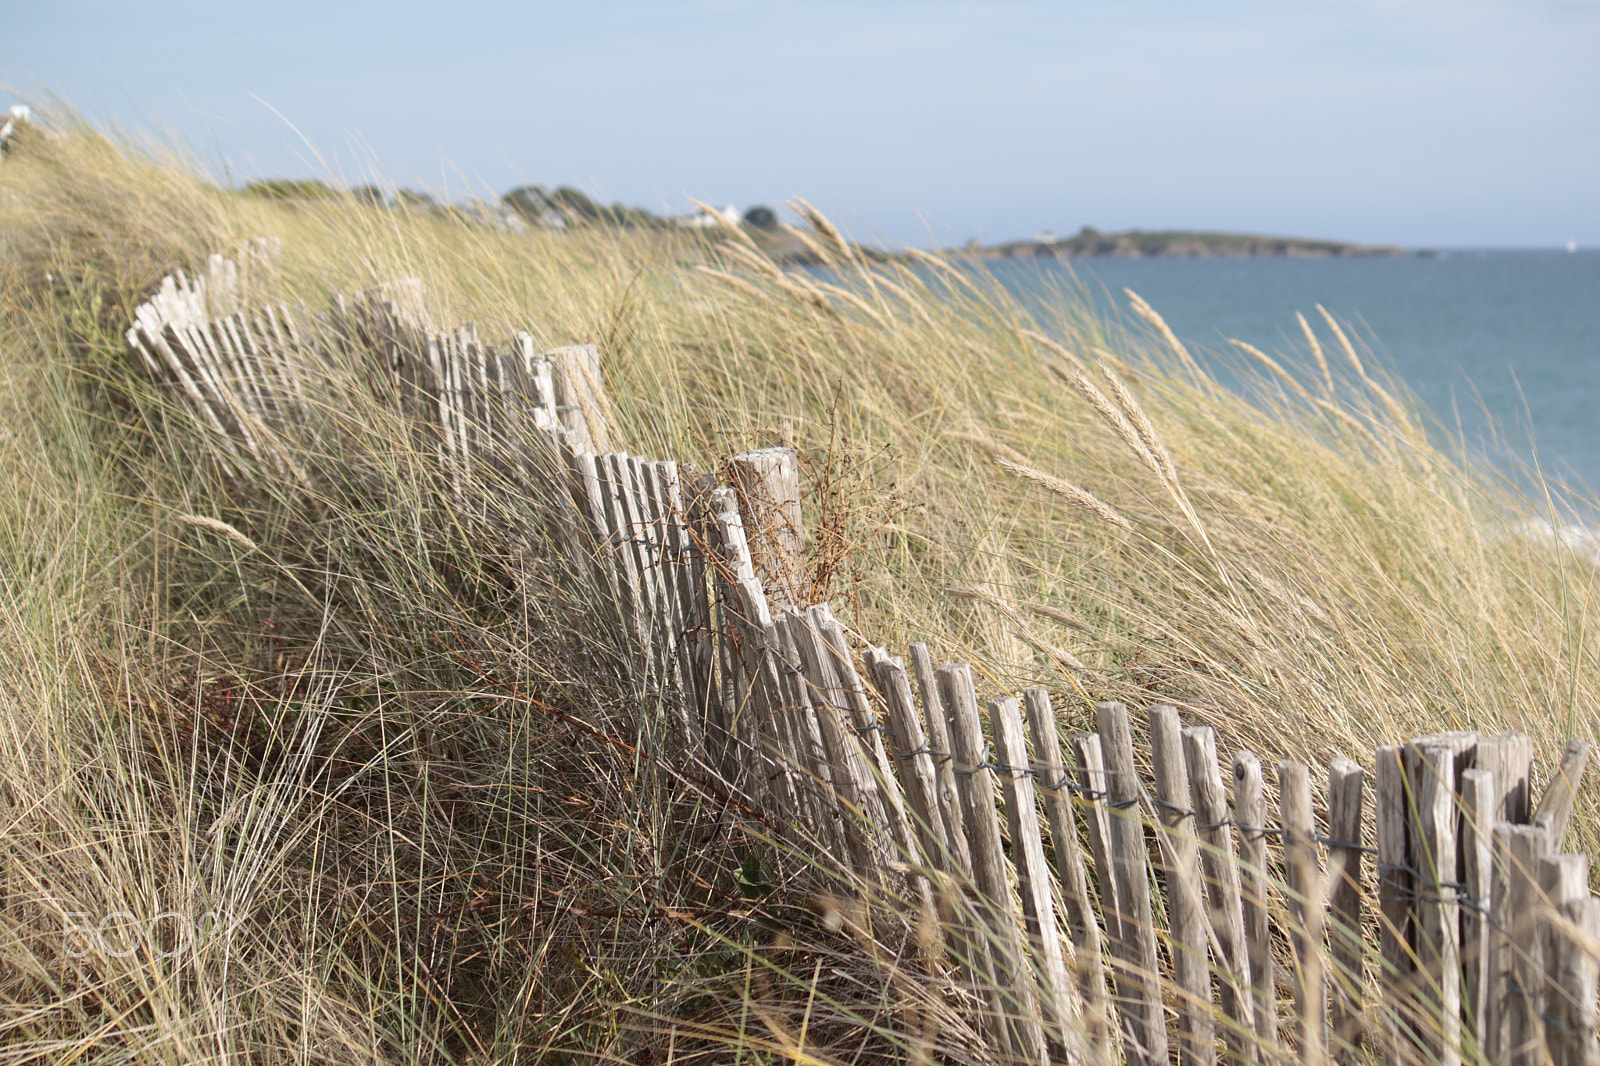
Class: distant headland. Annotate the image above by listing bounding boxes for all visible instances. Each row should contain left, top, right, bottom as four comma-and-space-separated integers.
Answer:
965, 227, 1408, 259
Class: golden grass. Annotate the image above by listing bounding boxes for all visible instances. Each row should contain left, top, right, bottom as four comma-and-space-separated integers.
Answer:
1, 111, 1597, 1062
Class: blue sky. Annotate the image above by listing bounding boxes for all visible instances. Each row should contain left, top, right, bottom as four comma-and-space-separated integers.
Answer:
4, 0, 1596, 248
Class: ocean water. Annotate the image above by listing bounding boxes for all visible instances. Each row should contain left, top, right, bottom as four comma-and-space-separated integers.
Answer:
982, 250, 1600, 499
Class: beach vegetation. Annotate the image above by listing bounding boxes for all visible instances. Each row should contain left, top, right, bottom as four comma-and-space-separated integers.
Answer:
0, 112, 1594, 1063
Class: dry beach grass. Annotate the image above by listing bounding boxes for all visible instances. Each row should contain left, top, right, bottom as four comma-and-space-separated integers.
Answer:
0, 113, 1596, 1063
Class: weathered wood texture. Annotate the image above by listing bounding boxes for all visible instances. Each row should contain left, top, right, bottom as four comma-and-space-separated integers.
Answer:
727, 446, 806, 608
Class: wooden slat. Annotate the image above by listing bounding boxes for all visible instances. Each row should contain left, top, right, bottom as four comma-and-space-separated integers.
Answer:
1500, 732, 1536, 825
762, 612, 817, 839
649, 460, 705, 729
1183, 726, 1255, 1066
139, 321, 241, 467
696, 489, 743, 787
991, 695, 1078, 1056
173, 320, 254, 457
867, 653, 948, 872
1540, 854, 1591, 1066
708, 501, 765, 808
771, 612, 850, 865
427, 333, 459, 487
549, 342, 609, 452
783, 606, 881, 878
1497, 822, 1552, 1066
1073, 732, 1124, 953
728, 575, 804, 829
513, 333, 558, 419
208, 314, 292, 475
1374, 744, 1414, 1065
813, 606, 918, 872
1280, 760, 1326, 1066
210, 316, 268, 428
1098, 701, 1167, 1066
232, 313, 285, 424
598, 452, 645, 648
727, 446, 806, 608
632, 459, 686, 713
920, 661, 1003, 1050
1233, 749, 1278, 1049
258, 304, 310, 423
1460, 768, 1498, 1060
1026, 688, 1110, 1052
179, 318, 257, 453
1407, 736, 1474, 1066
796, 609, 891, 839
445, 329, 470, 480
1534, 739, 1591, 849
612, 454, 662, 665
941, 663, 1046, 1065
673, 464, 717, 725
567, 448, 623, 635
909, 643, 970, 875
1149, 705, 1215, 1066
1326, 756, 1366, 1065
1548, 896, 1600, 1066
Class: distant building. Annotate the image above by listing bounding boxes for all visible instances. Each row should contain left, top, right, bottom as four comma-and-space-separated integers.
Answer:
0, 105, 34, 156
676, 204, 741, 229
461, 200, 529, 232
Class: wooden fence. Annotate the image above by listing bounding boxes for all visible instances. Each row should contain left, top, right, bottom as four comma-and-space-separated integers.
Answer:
128, 253, 1600, 1066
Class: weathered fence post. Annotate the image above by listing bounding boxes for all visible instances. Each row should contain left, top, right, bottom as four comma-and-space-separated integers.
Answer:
1461, 767, 1498, 1058
908, 643, 971, 874
1184, 726, 1255, 1065
1326, 756, 1366, 1063
1279, 760, 1326, 1066
1234, 750, 1278, 1050
1407, 736, 1470, 1066
1375, 744, 1414, 1065
727, 446, 806, 608
1498, 822, 1552, 1066
866, 652, 949, 873
1027, 688, 1111, 1054
1547, 896, 1600, 1066
1534, 739, 1592, 849
549, 342, 609, 452
942, 665, 1047, 1063
1099, 702, 1167, 1066
1149, 705, 1215, 1066
992, 695, 1078, 1058
814, 606, 922, 884
782, 606, 881, 878
1540, 855, 1591, 1066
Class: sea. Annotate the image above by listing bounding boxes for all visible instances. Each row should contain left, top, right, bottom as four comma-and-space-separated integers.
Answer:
981, 250, 1600, 506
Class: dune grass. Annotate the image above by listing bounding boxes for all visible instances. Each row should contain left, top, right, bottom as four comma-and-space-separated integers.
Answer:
1, 113, 1596, 1063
